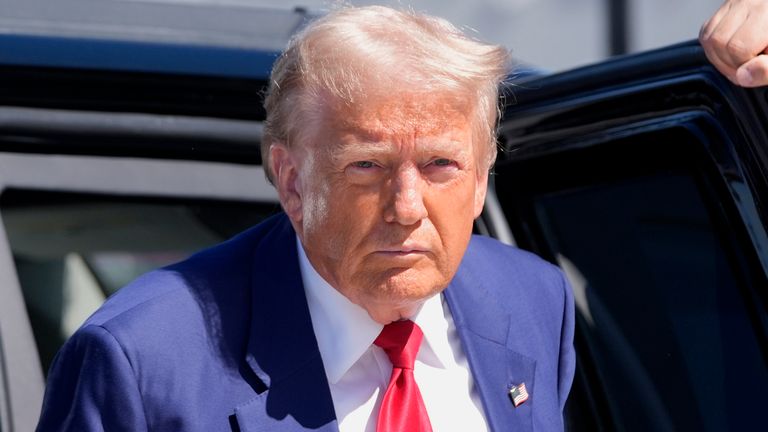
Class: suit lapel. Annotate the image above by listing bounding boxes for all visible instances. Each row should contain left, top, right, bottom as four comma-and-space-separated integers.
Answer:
235, 215, 339, 432
444, 252, 536, 432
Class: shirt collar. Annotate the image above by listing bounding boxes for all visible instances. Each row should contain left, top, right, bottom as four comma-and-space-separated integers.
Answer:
413, 290, 453, 370
297, 237, 450, 384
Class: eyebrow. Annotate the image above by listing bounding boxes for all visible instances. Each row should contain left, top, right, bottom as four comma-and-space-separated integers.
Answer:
328, 139, 392, 164
328, 134, 471, 164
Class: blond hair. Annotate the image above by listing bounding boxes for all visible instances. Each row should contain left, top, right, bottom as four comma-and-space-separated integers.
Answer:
262, 5, 510, 182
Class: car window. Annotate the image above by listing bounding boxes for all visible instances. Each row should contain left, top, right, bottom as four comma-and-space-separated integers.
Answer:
494, 123, 768, 431
1, 189, 280, 374
539, 172, 767, 431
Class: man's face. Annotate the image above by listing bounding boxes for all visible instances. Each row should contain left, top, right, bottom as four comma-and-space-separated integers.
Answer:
272, 97, 489, 324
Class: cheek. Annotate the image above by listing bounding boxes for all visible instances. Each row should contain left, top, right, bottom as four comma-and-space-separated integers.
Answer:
473, 172, 489, 217
302, 180, 332, 235
301, 179, 373, 260
429, 180, 477, 252
434, 174, 477, 216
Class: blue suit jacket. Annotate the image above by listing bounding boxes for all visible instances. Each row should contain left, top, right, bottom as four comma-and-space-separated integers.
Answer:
38, 213, 574, 431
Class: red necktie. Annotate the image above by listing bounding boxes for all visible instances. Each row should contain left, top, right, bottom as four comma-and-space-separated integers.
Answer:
374, 320, 433, 432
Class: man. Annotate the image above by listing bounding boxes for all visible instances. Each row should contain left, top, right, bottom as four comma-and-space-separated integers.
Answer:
41, 6, 569, 431
37, 2, 768, 432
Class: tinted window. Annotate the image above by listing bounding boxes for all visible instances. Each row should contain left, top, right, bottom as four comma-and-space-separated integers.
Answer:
495, 125, 768, 431
1, 190, 280, 374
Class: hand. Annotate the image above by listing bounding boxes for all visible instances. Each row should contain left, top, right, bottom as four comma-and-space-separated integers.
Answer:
700, 0, 768, 87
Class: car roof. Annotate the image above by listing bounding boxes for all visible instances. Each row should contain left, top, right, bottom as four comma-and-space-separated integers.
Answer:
0, 34, 279, 78
0, 0, 313, 51
0, 1, 318, 78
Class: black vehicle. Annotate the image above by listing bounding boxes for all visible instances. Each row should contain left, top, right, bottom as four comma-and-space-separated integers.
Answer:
0, 14, 766, 432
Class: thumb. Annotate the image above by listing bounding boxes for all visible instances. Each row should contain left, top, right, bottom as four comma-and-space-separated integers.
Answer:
736, 53, 768, 87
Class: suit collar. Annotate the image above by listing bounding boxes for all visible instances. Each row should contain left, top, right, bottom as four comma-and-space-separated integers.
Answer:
444, 244, 536, 432
235, 214, 339, 432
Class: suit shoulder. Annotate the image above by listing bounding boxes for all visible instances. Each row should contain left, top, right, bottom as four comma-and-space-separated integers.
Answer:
83, 213, 289, 331
466, 235, 562, 276
82, 268, 195, 329
460, 235, 568, 304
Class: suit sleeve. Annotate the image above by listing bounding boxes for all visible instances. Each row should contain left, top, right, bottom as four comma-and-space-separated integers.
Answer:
557, 270, 576, 411
37, 325, 148, 432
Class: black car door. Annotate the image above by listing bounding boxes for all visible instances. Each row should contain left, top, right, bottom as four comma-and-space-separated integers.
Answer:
484, 40, 768, 431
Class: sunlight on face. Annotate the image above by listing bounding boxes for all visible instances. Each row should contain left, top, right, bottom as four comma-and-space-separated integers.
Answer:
276, 97, 489, 324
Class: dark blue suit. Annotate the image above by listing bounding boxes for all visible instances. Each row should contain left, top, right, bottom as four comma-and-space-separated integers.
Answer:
37, 213, 574, 431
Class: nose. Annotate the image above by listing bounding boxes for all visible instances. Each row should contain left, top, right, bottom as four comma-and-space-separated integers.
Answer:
383, 166, 428, 225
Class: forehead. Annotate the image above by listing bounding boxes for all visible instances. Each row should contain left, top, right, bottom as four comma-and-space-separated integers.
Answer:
321, 94, 474, 143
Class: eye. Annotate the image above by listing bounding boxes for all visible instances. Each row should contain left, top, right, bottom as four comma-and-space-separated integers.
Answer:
345, 160, 383, 185
423, 157, 461, 182
432, 158, 454, 167
351, 161, 375, 169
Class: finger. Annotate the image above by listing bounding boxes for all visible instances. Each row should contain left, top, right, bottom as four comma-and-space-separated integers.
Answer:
706, 48, 740, 85
736, 54, 768, 87
700, 1, 730, 40
728, 7, 768, 65
705, 3, 751, 69
700, 1, 736, 82
700, 7, 740, 73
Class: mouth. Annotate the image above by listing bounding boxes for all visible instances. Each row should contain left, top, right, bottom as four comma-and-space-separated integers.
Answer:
377, 250, 427, 256
374, 245, 431, 257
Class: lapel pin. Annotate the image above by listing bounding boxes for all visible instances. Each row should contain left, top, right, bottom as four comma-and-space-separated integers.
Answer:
508, 382, 529, 407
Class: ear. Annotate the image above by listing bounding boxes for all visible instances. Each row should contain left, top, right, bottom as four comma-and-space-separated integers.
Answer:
473, 167, 489, 219
270, 143, 303, 223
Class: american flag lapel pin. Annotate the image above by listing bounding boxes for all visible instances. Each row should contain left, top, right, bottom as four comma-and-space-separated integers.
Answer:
508, 382, 529, 407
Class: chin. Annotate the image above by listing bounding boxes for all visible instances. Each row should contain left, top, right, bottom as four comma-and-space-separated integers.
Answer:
371, 269, 447, 302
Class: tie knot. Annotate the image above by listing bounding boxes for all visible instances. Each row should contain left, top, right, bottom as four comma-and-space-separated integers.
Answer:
374, 320, 423, 369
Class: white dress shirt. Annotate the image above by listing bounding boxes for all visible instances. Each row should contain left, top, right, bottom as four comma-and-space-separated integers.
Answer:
297, 238, 489, 432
